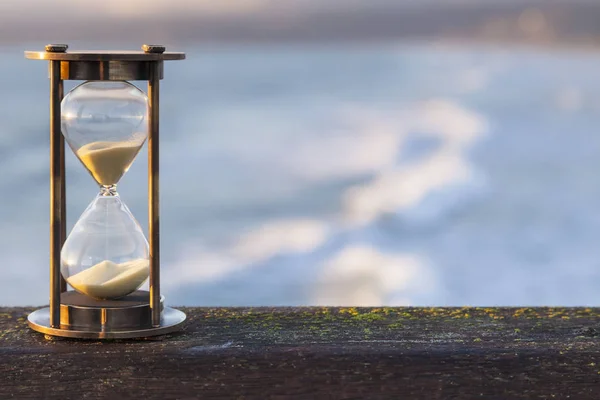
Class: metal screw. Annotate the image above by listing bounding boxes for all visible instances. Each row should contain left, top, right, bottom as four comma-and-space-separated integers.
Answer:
142, 44, 166, 54
45, 44, 68, 53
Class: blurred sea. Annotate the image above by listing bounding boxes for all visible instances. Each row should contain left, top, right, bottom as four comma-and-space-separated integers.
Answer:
1, 43, 600, 307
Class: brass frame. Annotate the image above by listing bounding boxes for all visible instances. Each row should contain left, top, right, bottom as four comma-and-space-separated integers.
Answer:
25, 44, 186, 338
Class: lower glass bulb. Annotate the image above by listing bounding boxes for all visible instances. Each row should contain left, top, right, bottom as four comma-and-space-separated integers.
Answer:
61, 194, 149, 299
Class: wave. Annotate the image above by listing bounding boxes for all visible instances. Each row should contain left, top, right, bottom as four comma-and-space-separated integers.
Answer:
162, 98, 488, 305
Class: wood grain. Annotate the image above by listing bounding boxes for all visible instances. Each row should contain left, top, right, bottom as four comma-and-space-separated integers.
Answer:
1, 307, 600, 399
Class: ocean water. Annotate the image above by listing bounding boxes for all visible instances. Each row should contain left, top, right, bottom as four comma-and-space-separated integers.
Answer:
1, 43, 600, 306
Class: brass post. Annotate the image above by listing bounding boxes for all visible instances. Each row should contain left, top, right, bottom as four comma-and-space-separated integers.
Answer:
59, 73, 67, 293
47, 44, 67, 327
145, 44, 165, 327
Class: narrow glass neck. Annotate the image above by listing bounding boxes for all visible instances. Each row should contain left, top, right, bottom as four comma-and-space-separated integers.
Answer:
100, 184, 118, 196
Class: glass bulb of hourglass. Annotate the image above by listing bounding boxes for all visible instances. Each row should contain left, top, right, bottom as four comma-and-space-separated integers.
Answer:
60, 81, 150, 300
62, 81, 148, 187
61, 196, 149, 299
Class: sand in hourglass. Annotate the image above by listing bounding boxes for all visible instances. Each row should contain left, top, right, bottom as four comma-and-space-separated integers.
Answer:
66, 259, 149, 299
76, 141, 143, 186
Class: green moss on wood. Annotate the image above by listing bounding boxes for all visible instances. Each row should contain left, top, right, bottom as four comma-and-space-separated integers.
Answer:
2, 306, 600, 350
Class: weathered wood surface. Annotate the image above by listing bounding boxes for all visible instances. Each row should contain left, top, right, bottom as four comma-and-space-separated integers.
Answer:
1, 307, 600, 399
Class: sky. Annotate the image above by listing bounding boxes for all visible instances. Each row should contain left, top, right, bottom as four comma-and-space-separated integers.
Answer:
1, 1, 600, 46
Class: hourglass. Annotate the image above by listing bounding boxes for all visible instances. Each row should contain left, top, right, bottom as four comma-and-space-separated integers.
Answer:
25, 45, 186, 339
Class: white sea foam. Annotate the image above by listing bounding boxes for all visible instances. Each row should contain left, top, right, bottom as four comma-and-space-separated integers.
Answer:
280, 117, 403, 183
312, 245, 438, 306
230, 219, 330, 261
407, 99, 487, 148
342, 150, 476, 225
341, 99, 487, 226
162, 218, 329, 289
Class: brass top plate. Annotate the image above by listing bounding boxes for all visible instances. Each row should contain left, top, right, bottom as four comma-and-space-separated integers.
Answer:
25, 50, 185, 61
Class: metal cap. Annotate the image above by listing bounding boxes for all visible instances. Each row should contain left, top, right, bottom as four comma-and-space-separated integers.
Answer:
142, 44, 166, 54
45, 44, 68, 53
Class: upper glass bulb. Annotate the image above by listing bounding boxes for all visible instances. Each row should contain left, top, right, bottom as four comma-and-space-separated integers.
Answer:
61, 81, 148, 186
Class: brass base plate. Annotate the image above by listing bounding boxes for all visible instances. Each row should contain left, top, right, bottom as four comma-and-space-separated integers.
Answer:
59, 290, 163, 330
27, 307, 185, 339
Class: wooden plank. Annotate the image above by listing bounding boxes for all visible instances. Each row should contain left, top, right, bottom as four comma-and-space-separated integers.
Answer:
1, 307, 600, 399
